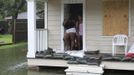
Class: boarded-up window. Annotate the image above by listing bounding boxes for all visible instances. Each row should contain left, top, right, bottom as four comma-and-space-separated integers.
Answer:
103, 0, 129, 36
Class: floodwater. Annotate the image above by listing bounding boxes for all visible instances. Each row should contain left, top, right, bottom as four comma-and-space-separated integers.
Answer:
0, 44, 66, 75
0, 44, 134, 75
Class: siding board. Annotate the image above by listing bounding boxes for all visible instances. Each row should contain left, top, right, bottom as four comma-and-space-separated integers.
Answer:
48, 0, 61, 49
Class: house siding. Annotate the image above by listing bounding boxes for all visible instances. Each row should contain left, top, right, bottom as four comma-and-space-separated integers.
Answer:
86, 0, 134, 53
129, 0, 134, 46
47, 0, 134, 53
86, 0, 106, 52
48, 0, 61, 50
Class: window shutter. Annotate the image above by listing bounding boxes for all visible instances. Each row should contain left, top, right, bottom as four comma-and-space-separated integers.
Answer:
103, 0, 129, 36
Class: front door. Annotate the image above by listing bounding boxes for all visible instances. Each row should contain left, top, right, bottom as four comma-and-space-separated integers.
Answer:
61, 0, 85, 52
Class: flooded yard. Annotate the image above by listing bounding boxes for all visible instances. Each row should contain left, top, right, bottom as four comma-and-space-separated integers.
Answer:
0, 43, 65, 75
0, 42, 134, 75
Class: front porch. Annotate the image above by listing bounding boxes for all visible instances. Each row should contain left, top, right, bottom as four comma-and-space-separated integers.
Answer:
28, 58, 134, 71
28, 49, 134, 71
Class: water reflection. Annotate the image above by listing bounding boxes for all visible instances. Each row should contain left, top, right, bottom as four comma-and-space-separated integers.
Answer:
0, 43, 27, 75
0, 43, 65, 75
28, 67, 66, 75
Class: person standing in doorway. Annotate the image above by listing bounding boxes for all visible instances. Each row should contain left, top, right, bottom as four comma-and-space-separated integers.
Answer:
63, 16, 77, 51
76, 15, 83, 50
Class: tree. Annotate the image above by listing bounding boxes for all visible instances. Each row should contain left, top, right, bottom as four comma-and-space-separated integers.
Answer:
0, 0, 26, 20
0, 0, 45, 20
0, 0, 44, 43
0, 0, 26, 43
0, 0, 6, 20
6, 0, 26, 19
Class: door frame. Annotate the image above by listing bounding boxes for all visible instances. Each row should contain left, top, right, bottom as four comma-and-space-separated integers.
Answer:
61, 0, 86, 52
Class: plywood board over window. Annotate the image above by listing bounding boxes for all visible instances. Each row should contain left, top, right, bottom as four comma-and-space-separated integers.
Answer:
103, 0, 129, 36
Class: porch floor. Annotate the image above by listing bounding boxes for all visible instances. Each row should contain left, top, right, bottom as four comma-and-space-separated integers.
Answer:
28, 51, 134, 71
28, 58, 134, 71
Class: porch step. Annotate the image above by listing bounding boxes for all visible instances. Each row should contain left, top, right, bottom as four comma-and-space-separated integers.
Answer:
65, 65, 104, 75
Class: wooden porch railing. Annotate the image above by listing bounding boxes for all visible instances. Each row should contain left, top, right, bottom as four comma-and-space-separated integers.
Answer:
36, 29, 47, 52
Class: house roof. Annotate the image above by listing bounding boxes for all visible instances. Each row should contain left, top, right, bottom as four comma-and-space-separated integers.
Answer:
5, 12, 40, 19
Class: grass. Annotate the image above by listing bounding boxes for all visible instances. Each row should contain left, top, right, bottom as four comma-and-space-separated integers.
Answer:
0, 42, 27, 50
0, 34, 12, 44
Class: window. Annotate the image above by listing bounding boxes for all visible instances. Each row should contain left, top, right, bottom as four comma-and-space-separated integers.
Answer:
103, 0, 129, 36
36, 19, 44, 29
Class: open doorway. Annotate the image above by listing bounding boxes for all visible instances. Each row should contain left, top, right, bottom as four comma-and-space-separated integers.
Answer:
63, 4, 83, 51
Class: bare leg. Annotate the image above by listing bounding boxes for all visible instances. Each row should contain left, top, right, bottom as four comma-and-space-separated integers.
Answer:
63, 33, 70, 51
69, 32, 76, 50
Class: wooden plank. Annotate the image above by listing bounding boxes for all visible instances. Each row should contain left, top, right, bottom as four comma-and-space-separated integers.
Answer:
103, 0, 129, 36
28, 59, 134, 71
102, 61, 134, 71
28, 59, 68, 67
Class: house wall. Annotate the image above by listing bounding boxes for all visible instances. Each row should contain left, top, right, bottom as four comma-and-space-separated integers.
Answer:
86, 0, 134, 53
86, 0, 104, 52
47, 0, 134, 53
48, 0, 61, 50
129, 0, 134, 48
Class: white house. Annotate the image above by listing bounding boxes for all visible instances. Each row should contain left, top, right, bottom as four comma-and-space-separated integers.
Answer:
27, 0, 134, 71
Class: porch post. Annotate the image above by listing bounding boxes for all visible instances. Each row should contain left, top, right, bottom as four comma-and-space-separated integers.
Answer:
44, 0, 48, 50
45, 0, 48, 29
27, 0, 37, 58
